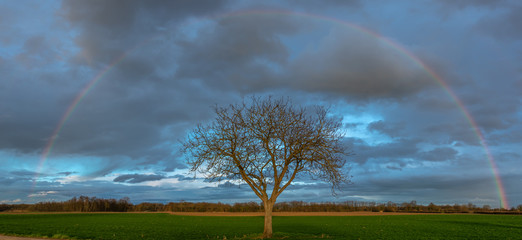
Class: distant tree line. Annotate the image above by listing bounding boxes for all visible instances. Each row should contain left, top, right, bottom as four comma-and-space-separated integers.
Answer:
1, 197, 521, 214
0, 196, 132, 212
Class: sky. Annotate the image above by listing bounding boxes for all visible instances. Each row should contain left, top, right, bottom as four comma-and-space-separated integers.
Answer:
1, 0, 521, 209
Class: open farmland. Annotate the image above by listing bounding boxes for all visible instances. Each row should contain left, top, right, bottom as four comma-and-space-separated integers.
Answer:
0, 213, 521, 239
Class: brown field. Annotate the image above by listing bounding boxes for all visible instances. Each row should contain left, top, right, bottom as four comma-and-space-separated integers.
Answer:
169, 211, 447, 216
0, 211, 461, 216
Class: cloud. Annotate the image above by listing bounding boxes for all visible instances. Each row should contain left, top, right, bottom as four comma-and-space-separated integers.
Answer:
10, 170, 40, 177
0, 177, 21, 186
58, 171, 77, 176
288, 0, 361, 9
218, 181, 238, 188
0, 199, 22, 204
436, 0, 508, 10
175, 14, 302, 92
345, 137, 421, 164
28, 191, 58, 198
356, 174, 500, 204
367, 120, 403, 138
113, 174, 165, 183
285, 27, 436, 100
436, 1, 522, 41
0, 1, 241, 168
60, 0, 229, 65
175, 14, 437, 100
173, 174, 195, 181
419, 147, 458, 162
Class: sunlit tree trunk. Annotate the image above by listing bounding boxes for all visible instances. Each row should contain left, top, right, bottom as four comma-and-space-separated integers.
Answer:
263, 200, 274, 238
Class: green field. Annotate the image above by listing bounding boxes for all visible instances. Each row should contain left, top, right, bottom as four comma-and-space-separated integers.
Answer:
0, 213, 521, 239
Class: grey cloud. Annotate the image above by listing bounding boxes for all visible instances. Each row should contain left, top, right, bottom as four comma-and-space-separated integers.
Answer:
113, 173, 165, 183
489, 126, 522, 147
370, 95, 485, 147
367, 120, 403, 138
176, 14, 437, 100
175, 14, 302, 92
217, 181, 238, 188
346, 135, 459, 166
360, 174, 500, 203
495, 152, 521, 163
0, 177, 20, 186
85, 160, 131, 178
10, 170, 41, 177
423, 123, 479, 146
346, 137, 421, 164
285, 27, 436, 100
289, 0, 360, 8
58, 171, 77, 176
51, 120, 162, 158
60, 0, 229, 65
173, 174, 195, 181
15, 35, 60, 69
419, 147, 458, 162
476, 4, 522, 40
61, 0, 228, 28
0, 52, 83, 154
0, 79, 63, 153
386, 165, 403, 171
456, 82, 521, 134
436, 0, 508, 10
43, 79, 232, 166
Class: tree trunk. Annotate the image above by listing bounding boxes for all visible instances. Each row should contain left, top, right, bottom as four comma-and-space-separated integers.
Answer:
263, 201, 274, 238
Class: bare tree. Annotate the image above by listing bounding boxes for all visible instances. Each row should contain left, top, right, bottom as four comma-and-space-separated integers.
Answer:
182, 96, 350, 238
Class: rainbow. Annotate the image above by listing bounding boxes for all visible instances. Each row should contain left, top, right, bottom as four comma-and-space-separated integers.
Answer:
33, 53, 128, 189
223, 10, 509, 208
35, 10, 509, 209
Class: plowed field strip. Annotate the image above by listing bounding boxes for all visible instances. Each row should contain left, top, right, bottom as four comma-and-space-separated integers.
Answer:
169, 211, 447, 216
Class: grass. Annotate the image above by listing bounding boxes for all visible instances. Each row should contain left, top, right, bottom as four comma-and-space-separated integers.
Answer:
0, 213, 520, 239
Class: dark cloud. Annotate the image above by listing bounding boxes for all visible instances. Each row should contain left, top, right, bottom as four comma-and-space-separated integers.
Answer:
60, 0, 229, 65
361, 174, 499, 203
0, 64, 67, 153
217, 181, 238, 188
436, 0, 508, 9
10, 170, 41, 177
173, 174, 195, 181
113, 173, 165, 183
175, 14, 302, 92
468, 3, 522, 40
419, 147, 458, 162
285, 27, 436, 100
15, 35, 63, 69
0, 177, 20, 186
346, 134, 460, 167
176, 14, 438, 100
58, 171, 77, 176
495, 152, 521, 163
422, 123, 478, 146
456, 82, 521, 134
488, 125, 522, 147
367, 120, 403, 138
288, 0, 361, 9
346, 137, 421, 164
